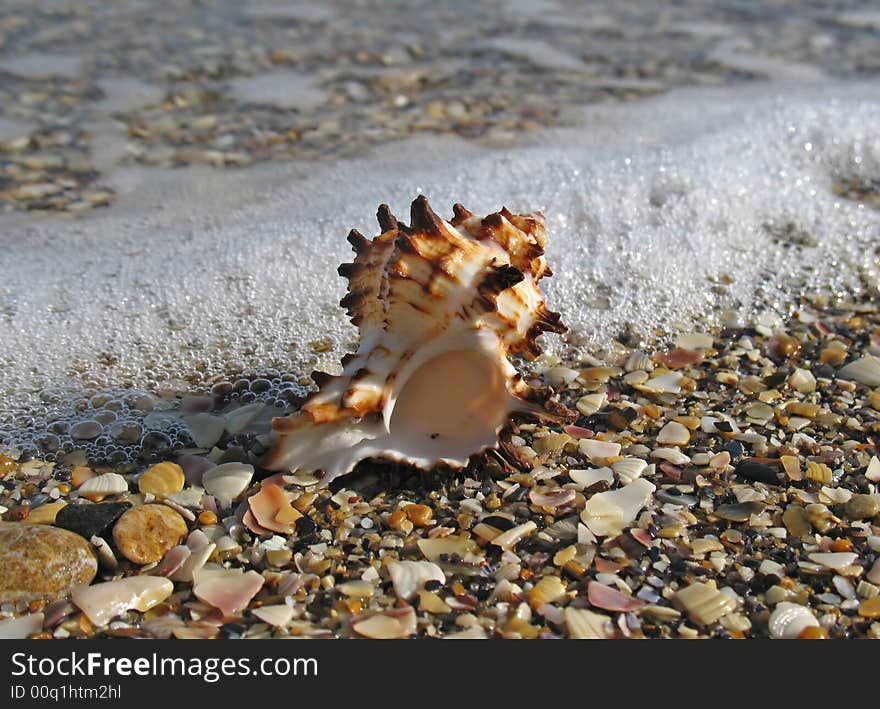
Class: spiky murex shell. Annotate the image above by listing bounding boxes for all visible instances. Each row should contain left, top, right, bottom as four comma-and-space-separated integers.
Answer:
264, 195, 569, 484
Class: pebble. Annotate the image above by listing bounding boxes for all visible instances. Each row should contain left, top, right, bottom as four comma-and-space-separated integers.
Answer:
858, 596, 880, 618
733, 459, 780, 485
0, 523, 97, 603
846, 494, 880, 520
112, 504, 188, 564
715, 501, 764, 523
55, 501, 131, 540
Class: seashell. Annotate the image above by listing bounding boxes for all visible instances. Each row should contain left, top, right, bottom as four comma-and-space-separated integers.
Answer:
202, 462, 254, 508
838, 355, 880, 387
768, 601, 819, 639
138, 461, 185, 497
90, 535, 118, 570
170, 534, 215, 580
252, 604, 294, 628
650, 447, 691, 465
675, 332, 713, 350
624, 350, 653, 372
612, 457, 648, 482
575, 393, 606, 417
152, 544, 191, 578
264, 197, 569, 485
866, 456, 880, 482
336, 580, 375, 598
24, 501, 66, 525
587, 581, 646, 612
568, 467, 613, 488
528, 487, 576, 511
634, 371, 683, 394
77, 472, 128, 499
224, 402, 266, 435
578, 439, 621, 461
387, 560, 445, 600
656, 421, 690, 446
527, 575, 567, 608
0, 612, 44, 639
491, 520, 537, 551
672, 581, 736, 626
564, 607, 612, 639
71, 576, 173, 626
246, 483, 301, 535
580, 478, 655, 537
443, 625, 488, 639
178, 454, 216, 486
808, 552, 858, 570
192, 566, 265, 616
417, 536, 477, 562
351, 606, 417, 639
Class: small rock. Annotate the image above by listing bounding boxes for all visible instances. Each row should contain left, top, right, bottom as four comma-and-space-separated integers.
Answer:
112, 504, 188, 564
733, 459, 780, 485
715, 501, 764, 523
846, 494, 880, 520
0, 523, 97, 604
55, 501, 131, 540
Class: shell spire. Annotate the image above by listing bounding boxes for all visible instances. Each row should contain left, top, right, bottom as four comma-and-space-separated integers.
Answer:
265, 196, 570, 485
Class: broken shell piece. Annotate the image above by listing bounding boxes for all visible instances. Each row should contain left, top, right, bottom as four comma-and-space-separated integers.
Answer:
138, 461, 185, 497
528, 487, 576, 511
672, 581, 736, 626
152, 544, 191, 578
264, 197, 568, 485
252, 604, 294, 628
417, 536, 477, 562
0, 612, 44, 639
587, 581, 646, 612
351, 606, 417, 639
580, 478, 655, 537
579, 439, 621, 461
71, 576, 173, 626
569, 467, 613, 488
202, 462, 254, 508
564, 607, 612, 639
387, 560, 445, 600
809, 552, 858, 570
247, 483, 301, 534
170, 530, 215, 583
77, 472, 128, 499
768, 601, 820, 639
491, 521, 537, 550
612, 457, 648, 482
192, 566, 265, 616
838, 355, 880, 386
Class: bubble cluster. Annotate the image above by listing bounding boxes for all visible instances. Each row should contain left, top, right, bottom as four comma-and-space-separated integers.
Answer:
1, 81, 879, 462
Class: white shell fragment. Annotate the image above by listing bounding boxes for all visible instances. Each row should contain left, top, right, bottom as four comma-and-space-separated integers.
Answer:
569, 467, 614, 488
182, 413, 226, 449
71, 576, 173, 626
768, 602, 820, 639
387, 560, 445, 600
838, 355, 880, 386
351, 606, 417, 639
252, 604, 294, 628
580, 478, 656, 537
0, 612, 44, 639
578, 439, 621, 460
417, 537, 477, 562
265, 197, 569, 485
202, 462, 254, 507
672, 581, 736, 626
564, 607, 613, 639
170, 530, 216, 583
808, 552, 859, 570
866, 456, 880, 483
192, 566, 265, 616
77, 472, 128, 497
612, 457, 649, 483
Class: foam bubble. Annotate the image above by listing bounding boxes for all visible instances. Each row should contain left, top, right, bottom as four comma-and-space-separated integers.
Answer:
1, 81, 879, 458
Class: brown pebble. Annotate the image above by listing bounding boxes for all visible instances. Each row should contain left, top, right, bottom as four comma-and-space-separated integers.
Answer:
798, 626, 829, 639
112, 504, 188, 564
197, 510, 218, 526
859, 596, 880, 618
845, 494, 880, 521
388, 509, 408, 531
831, 538, 853, 553
3, 505, 29, 522
405, 504, 433, 527
770, 333, 800, 359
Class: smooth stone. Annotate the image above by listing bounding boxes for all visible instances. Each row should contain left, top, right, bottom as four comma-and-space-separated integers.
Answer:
715, 501, 765, 522
845, 494, 880, 520
55, 501, 132, 540
0, 523, 97, 604
112, 505, 188, 564
733, 459, 780, 485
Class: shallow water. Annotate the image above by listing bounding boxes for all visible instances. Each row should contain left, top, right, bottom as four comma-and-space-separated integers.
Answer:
1, 2, 879, 461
